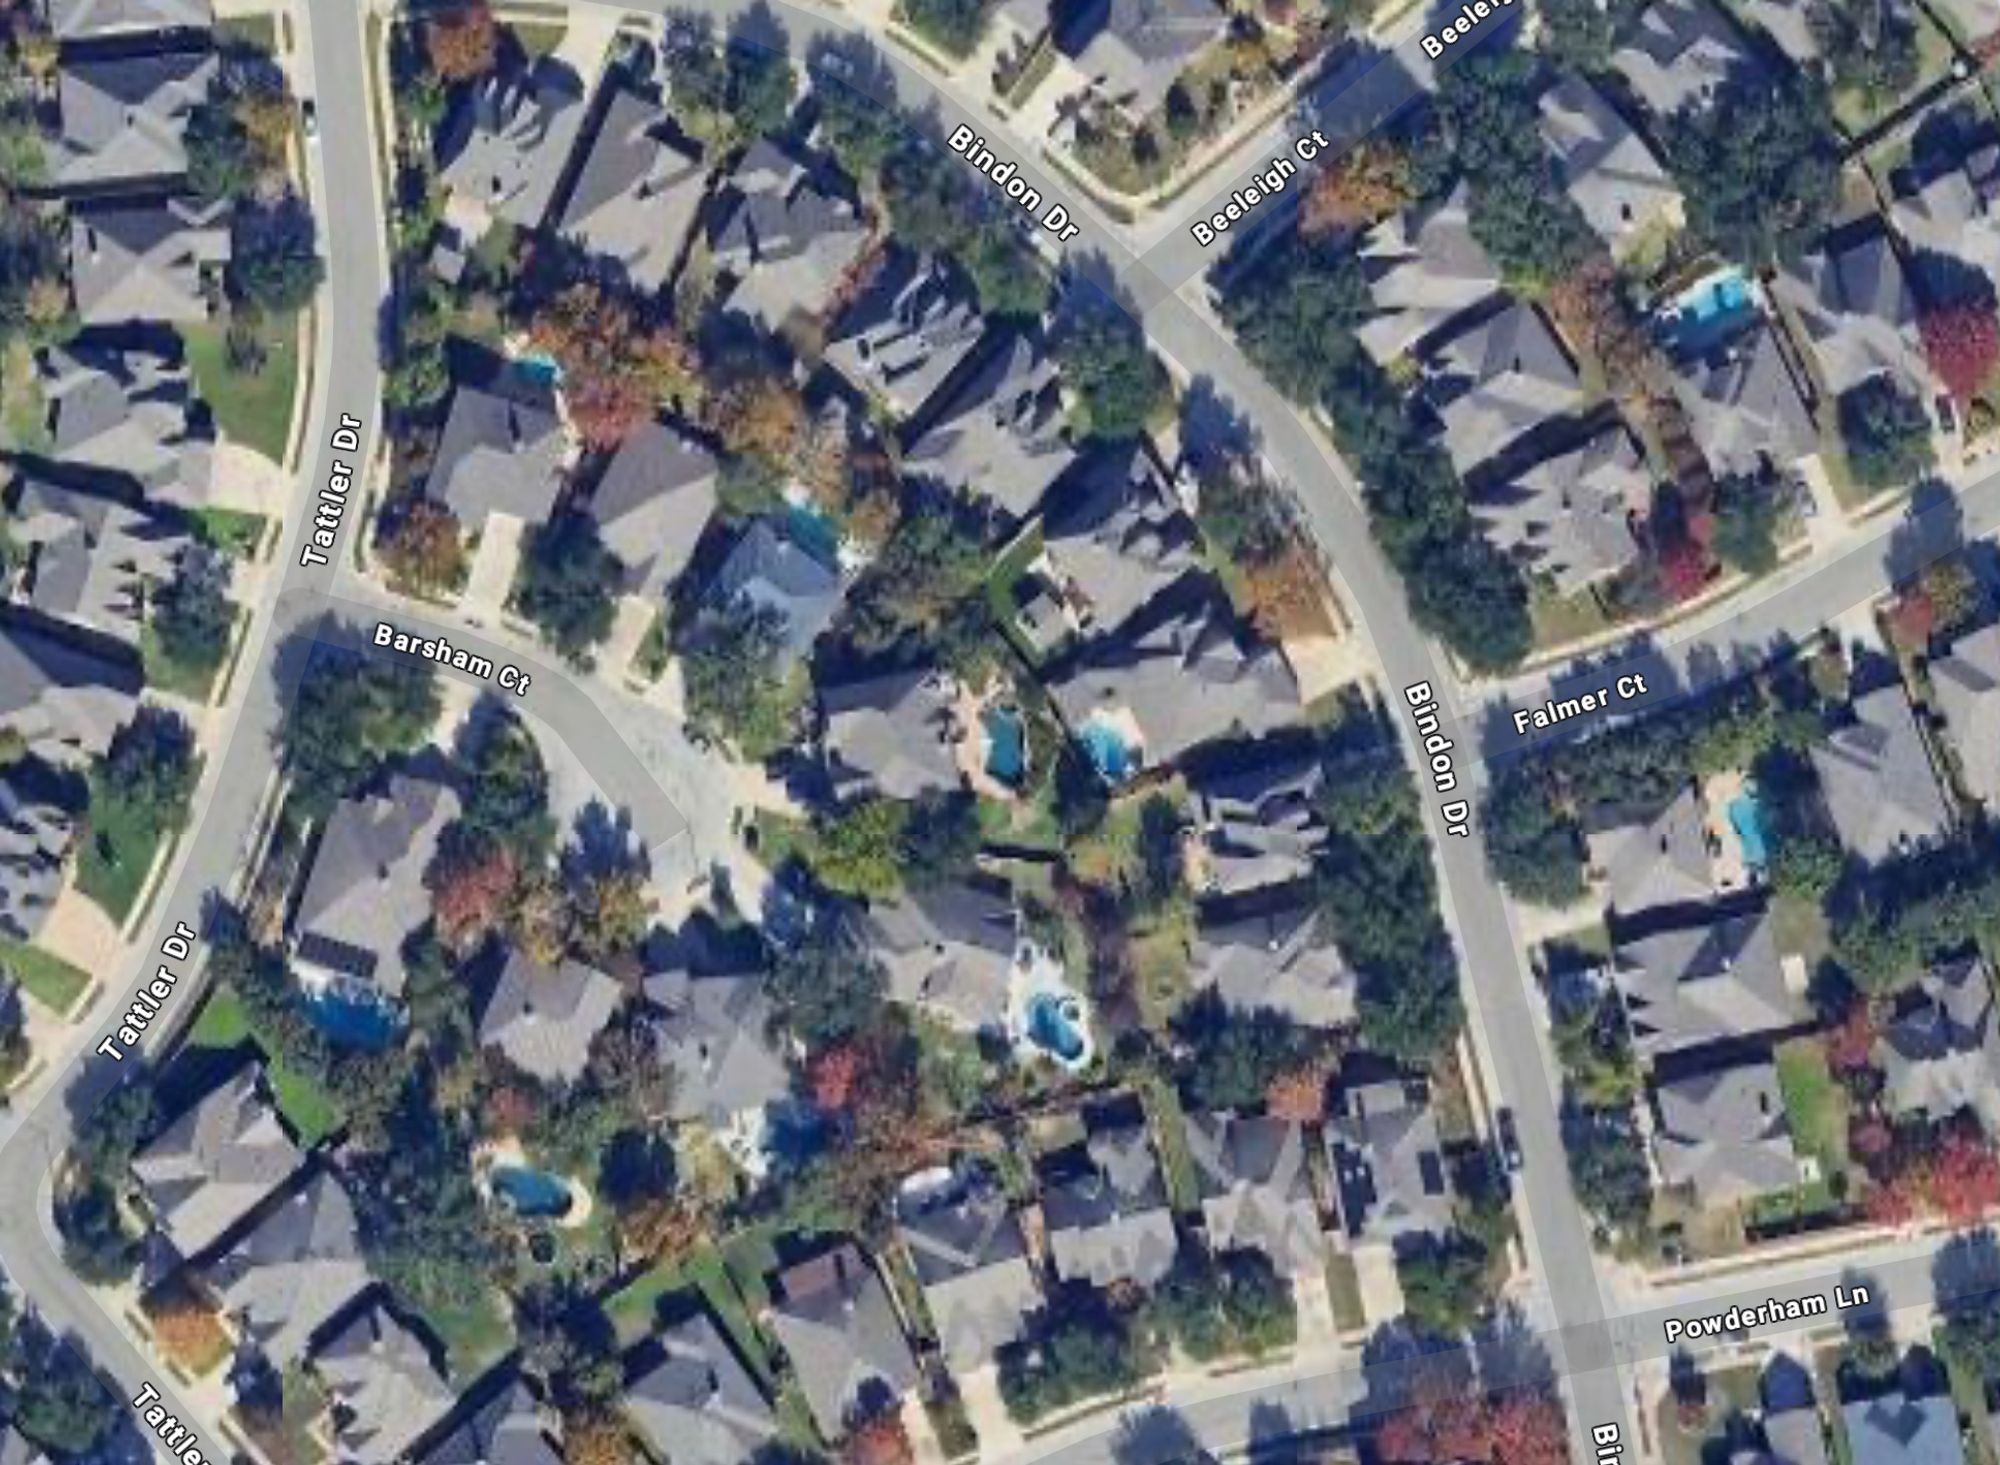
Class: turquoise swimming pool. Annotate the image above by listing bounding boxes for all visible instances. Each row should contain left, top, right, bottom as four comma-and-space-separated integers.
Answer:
302, 987, 400, 1051
1729, 789, 1770, 872
491, 1165, 573, 1220
785, 504, 841, 569
1078, 719, 1137, 784
983, 706, 1026, 786
1663, 269, 1757, 357
1024, 991, 1088, 1065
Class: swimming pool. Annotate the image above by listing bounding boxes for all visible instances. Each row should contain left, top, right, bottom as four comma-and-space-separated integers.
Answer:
1078, 718, 1137, 784
491, 1165, 573, 1220
983, 706, 1027, 786
785, 504, 842, 570
1729, 789, 1770, 872
1023, 991, 1088, 1065
302, 987, 400, 1051
516, 351, 563, 388
1662, 269, 1758, 357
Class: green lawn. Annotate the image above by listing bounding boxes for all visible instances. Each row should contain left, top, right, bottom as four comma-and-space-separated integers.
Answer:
185, 987, 345, 1146
0, 339, 48, 454
1775, 1037, 1850, 1178
76, 789, 172, 927
1135, 1073, 1200, 1213
0, 938, 91, 1016
1530, 579, 1619, 651
142, 624, 230, 703
179, 309, 300, 464
1324, 1252, 1365, 1332
607, 1241, 776, 1387
215, 13, 277, 49
418, 1288, 516, 1382
187, 507, 269, 560
511, 20, 566, 54
1770, 892, 1833, 969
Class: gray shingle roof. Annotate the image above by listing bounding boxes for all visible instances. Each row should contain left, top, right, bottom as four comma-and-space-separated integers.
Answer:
1891, 142, 2000, 293
644, 967, 792, 1126
558, 86, 706, 293
897, 1171, 1042, 1370
1878, 955, 2000, 1132
68, 195, 230, 326
1356, 183, 1504, 366
1611, 910, 1804, 1060
859, 880, 1017, 1033
0, 1425, 47, 1465
1191, 753, 1326, 897
1537, 77, 1682, 251
1736, 0, 1823, 63
293, 773, 461, 998
0, 771, 75, 944
0, 617, 141, 764
1764, 1392, 1831, 1465
207, 1171, 372, 1367
133, 1066, 304, 1260
9, 475, 199, 644
1040, 444, 1200, 637
1474, 423, 1646, 595
710, 139, 868, 331
1930, 624, 2000, 808
821, 668, 962, 803
50, 51, 216, 189
626, 1313, 778, 1465
316, 1306, 455, 1465
707, 517, 844, 666
1188, 903, 1354, 1028
1611, 0, 1764, 117
425, 379, 567, 534
902, 331, 1075, 520
769, 1244, 920, 1441
437, 60, 587, 236
1672, 318, 1820, 479
582, 420, 716, 600
46, 0, 209, 38
1042, 1120, 1180, 1288
1810, 684, 1953, 864
39, 341, 212, 503
419, 1380, 562, 1465
1585, 788, 1712, 915
1840, 1394, 1965, 1465
1653, 1057, 1801, 1205
1184, 1112, 1323, 1273
1053, 0, 1226, 121
1772, 233, 1929, 400
478, 951, 624, 1086
825, 250, 986, 421
1425, 302, 1584, 477
1326, 1074, 1453, 1245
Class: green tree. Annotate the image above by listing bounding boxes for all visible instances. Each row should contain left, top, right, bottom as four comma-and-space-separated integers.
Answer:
1838, 376, 1935, 491
56, 1176, 141, 1285
185, 98, 257, 201
460, 712, 555, 861
809, 798, 911, 900
900, 0, 991, 54
12, 1335, 112, 1455
1395, 1231, 1493, 1337
725, 35, 796, 141
1810, 0, 1918, 110
1219, 233, 1370, 402
844, 500, 991, 653
282, 647, 440, 816
1710, 473, 1783, 576
1174, 995, 1313, 1111
1535, 0, 1641, 67
1770, 832, 1843, 904
152, 547, 235, 674
1668, 74, 1841, 265
91, 709, 198, 839
1056, 303, 1169, 443
1480, 769, 1586, 906
681, 603, 802, 758
901, 791, 982, 886
767, 932, 887, 1048
228, 199, 325, 314
351, 1101, 506, 1314
512, 514, 621, 665
1564, 1104, 1652, 1231
1552, 993, 1639, 1107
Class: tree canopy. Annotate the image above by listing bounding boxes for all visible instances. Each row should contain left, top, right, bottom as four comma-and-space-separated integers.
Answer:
1667, 74, 1841, 265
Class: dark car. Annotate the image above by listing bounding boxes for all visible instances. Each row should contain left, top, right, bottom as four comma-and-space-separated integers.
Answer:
1496, 1107, 1524, 1170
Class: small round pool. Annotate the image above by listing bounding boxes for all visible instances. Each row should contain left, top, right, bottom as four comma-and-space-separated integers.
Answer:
1024, 991, 1088, 1065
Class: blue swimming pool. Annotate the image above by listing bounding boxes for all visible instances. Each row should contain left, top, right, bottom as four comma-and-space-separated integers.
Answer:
983, 707, 1026, 786
302, 987, 400, 1051
785, 504, 841, 569
1024, 991, 1088, 1065
492, 1165, 573, 1220
1078, 719, 1136, 784
1729, 790, 1770, 872
1662, 269, 1758, 357
516, 351, 563, 387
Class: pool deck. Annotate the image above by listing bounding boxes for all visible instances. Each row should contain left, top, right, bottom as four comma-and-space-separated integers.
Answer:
1701, 770, 1756, 893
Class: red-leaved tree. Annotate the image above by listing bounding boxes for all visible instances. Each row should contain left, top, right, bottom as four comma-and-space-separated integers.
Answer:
1826, 1005, 1878, 1077
427, 841, 519, 951
1930, 1130, 2000, 1224
1920, 299, 2000, 405
425, 5, 499, 81
842, 1413, 914, 1465
1657, 537, 1711, 604
1490, 1392, 1571, 1465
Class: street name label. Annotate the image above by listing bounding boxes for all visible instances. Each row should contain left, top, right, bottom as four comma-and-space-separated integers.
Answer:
373, 621, 532, 695
131, 1381, 211, 1464
1662, 1284, 1870, 1343
1404, 681, 1471, 838
298, 413, 362, 569
1189, 127, 1336, 248
1421, 0, 1517, 56
96, 920, 197, 1061
1593, 1424, 1623, 1465
1511, 673, 1650, 737
946, 126, 1082, 243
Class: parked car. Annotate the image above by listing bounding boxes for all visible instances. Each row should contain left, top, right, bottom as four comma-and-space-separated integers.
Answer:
1496, 1107, 1524, 1171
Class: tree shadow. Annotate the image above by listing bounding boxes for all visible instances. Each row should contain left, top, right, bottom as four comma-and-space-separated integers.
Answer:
1109, 1404, 1205, 1465
1882, 475, 1967, 590
1932, 1227, 2000, 1321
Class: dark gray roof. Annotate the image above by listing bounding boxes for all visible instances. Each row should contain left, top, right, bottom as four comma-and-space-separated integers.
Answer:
1810, 684, 1953, 864
897, 1171, 1042, 1370
437, 60, 587, 234
582, 420, 716, 599
207, 1172, 372, 1367
316, 1305, 456, 1465
1773, 233, 1928, 400
50, 51, 216, 189
1878, 956, 2000, 1131
558, 86, 706, 293
69, 195, 231, 326
1184, 1112, 1323, 1273
859, 880, 1017, 1033
707, 517, 843, 665
822, 668, 962, 802
1930, 624, 2000, 808
293, 773, 461, 998
39, 341, 211, 502
426, 379, 567, 533
10, 475, 198, 644
419, 1380, 562, 1465
1356, 183, 1503, 365
902, 331, 1075, 519
1191, 753, 1326, 897
1053, 0, 1226, 120
47, 0, 209, 38
0, 1425, 47, 1465
1042, 1120, 1180, 1288
1040, 444, 1200, 637
625, 1313, 778, 1465
1653, 1057, 1801, 1205
1188, 903, 1354, 1028
644, 968, 792, 1125
1611, 910, 1803, 1060
133, 1066, 304, 1259
1584, 788, 1712, 915
1425, 302, 1583, 476
1891, 141, 2000, 292
1736, 0, 1822, 63
478, 951, 624, 1085
0, 618, 141, 764
1326, 1074, 1453, 1244
1840, 1394, 1964, 1465
768, 1244, 920, 1441
0, 772, 75, 943
825, 250, 986, 421
1474, 424, 1646, 595
1672, 319, 1820, 479
709, 139, 868, 330
1537, 77, 1681, 251
1611, 0, 1764, 117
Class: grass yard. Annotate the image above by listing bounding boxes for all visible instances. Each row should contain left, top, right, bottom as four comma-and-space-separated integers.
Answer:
1770, 892, 1833, 969
142, 623, 230, 703
1324, 1252, 1365, 1332
76, 788, 173, 927
1654, 1361, 1764, 1465
986, 525, 1052, 664
1530, 578, 1619, 651
1128, 901, 1194, 1032
179, 309, 300, 464
1775, 1037, 1851, 1178
187, 507, 269, 560
185, 987, 345, 1146
1134, 1072, 1200, 1212
419, 1287, 516, 1382
0, 938, 91, 1016
511, 20, 566, 55
215, 13, 277, 49
607, 1240, 778, 1388
1830, 10, 1958, 135
0, 339, 48, 453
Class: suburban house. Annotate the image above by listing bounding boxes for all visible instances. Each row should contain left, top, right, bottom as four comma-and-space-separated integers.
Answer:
821, 667, 963, 802
896, 1169, 1043, 1373
436, 58, 588, 239
1585, 789, 1713, 915
1772, 232, 1929, 402
644, 967, 792, 1140
582, 420, 717, 603
204, 1171, 374, 1367
1190, 753, 1327, 897
557, 86, 707, 294
1325, 1069, 1453, 1246
1651, 1056, 1803, 1207
1187, 903, 1355, 1028
132, 1066, 304, 1259
1183, 1112, 1325, 1275
0, 1425, 47, 1465
1424, 301, 1585, 476
291, 771, 462, 1001
624, 1313, 779, 1465
1355, 183, 1502, 366
39, 342, 212, 503
49, 0, 212, 40
418, 1379, 562, 1465
858, 878, 1019, 1034
766, 1244, 921, 1442
49, 51, 218, 190
314, 1306, 456, 1465
1671, 319, 1821, 481
1809, 684, 1954, 864
1473, 423, 1648, 594
1536, 76, 1683, 253
824, 251, 987, 421
708, 139, 870, 331
68, 195, 231, 325
1040, 1113, 1180, 1288
425, 377, 569, 540
1609, 910, 1805, 1061
1876, 956, 2000, 1133
1890, 139, 2000, 295
0, 617, 142, 763
1760, 1359, 1832, 1465
1051, 0, 1225, 124
476, 951, 625, 1086
1611, 0, 1765, 118
7, 475, 199, 645
1929, 623, 2000, 808
0, 772, 76, 943
1037, 444, 1200, 639
1736, 0, 1824, 65
1839, 1392, 1964, 1465
705, 517, 845, 669
901, 331, 1075, 522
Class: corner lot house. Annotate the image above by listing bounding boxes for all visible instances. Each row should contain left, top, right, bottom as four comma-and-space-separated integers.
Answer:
205, 1171, 373, 1367
132, 1066, 304, 1259
897, 1171, 1043, 1372
1584, 788, 1711, 916
436, 59, 587, 238
1356, 183, 1501, 366
767, 1245, 920, 1441
1051, 0, 1226, 123
425, 378, 568, 540
1651, 1057, 1803, 1207
1473, 423, 1647, 595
